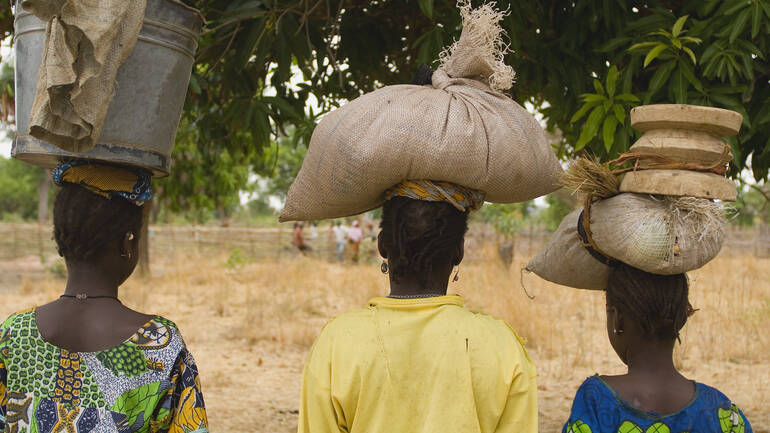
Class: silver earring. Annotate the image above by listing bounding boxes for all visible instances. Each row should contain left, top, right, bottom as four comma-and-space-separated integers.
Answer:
613, 328, 623, 335
381, 261, 389, 274
453, 267, 460, 282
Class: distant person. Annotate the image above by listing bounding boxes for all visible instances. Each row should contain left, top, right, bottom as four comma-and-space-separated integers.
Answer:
332, 221, 348, 262
293, 221, 310, 254
563, 263, 752, 433
347, 220, 363, 263
298, 186, 537, 433
0, 162, 208, 433
327, 221, 337, 261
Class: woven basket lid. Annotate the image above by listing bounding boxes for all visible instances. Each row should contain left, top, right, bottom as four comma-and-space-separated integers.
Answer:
630, 104, 742, 136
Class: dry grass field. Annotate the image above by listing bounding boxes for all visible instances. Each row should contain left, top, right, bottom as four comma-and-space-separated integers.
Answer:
0, 226, 768, 432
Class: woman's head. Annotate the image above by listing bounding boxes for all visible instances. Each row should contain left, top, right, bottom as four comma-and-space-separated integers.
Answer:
378, 197, 468, 288
54, 183, 143, 280
605, 263, 692, 362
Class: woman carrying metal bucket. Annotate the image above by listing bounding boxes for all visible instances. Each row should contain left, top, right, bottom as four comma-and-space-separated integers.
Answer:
0, 162, 209, 433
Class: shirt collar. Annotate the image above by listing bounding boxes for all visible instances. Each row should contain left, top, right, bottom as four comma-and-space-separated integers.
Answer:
368, 295, 464, 309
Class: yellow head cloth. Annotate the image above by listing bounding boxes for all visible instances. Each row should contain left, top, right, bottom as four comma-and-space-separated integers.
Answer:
52, 161, 153, 205
385, 180, 485, 212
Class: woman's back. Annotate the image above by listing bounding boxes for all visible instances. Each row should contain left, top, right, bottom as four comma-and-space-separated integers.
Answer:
0, 309, 207, 433
298, 295, 538, 433
564, 375, 752, 433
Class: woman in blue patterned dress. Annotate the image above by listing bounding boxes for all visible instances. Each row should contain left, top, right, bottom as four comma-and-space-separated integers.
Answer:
563, 263, 752, 433
0, 162, 208, 433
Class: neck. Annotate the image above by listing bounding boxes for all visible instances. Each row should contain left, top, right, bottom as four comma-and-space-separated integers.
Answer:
625, 338, 679, 377
64, 262, 120, 298
388, 273, 450, 297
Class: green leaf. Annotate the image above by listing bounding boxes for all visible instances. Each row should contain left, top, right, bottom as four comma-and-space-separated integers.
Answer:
700, 42, 721, 65
724, 0, 749, 16
418, 0, 434, 20
613, 104, 626, 123
755, 101, 770, 125
752, 3, 762, 38
741, 53, 754, 80
650, 29, 673, 39
570, 100, 600, 123
582, 93, 606, 103
615, 123, 631, 153
730, 8, 751, 43
644, 43, 668, 67
576, 106, 606, 150
628, 41, 661, 52
606, 66, 619, 98
672, 15, 688, 38
678, 59, 703, 92
647, 60, 676, 101
679, 36, 702, 44
189, 74, 201, 95
262, 96, 303, 120
598, 37, 632, 52
671, 68, 687, 103
594, 79, 605, 95
615, 93, 640, 102
681, 46, 697, 65
602, 116, 618, 152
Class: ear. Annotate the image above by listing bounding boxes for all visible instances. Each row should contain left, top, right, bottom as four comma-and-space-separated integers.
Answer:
119, 231, 135, 261
377, 232, 387, 259
453, 238, 465, 266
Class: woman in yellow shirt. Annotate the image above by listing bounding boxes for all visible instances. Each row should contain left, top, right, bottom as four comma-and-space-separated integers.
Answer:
298, 181, 538, 433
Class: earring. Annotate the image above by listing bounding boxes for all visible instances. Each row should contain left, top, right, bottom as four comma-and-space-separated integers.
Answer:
613, 328, 623, 335
381, 261, 389, 274
453, 267, 460, 282
121, 251, 132, 260
128, 232, 135, 241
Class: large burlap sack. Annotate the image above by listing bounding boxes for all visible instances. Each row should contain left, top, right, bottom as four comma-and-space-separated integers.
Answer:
526, 193, 726, 289
280, 3, 562, 221
526, 208, 610, 290
591, 193, 725, 275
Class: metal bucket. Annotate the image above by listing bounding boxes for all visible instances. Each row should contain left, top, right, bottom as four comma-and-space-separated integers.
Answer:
12, 0, 203, 177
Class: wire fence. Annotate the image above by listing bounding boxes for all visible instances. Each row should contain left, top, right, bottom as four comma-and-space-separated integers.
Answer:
0, 222, 768, 264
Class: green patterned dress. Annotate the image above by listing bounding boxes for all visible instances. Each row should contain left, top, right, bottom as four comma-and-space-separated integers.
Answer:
0, 309, 208, 433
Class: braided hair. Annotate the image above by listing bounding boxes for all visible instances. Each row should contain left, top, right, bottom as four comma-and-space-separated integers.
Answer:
606, 263, 694, 341
53, 183, 143, 262
380, 197, 468, 288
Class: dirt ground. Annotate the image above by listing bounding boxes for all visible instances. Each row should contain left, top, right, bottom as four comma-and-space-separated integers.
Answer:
0, 243, 768, 432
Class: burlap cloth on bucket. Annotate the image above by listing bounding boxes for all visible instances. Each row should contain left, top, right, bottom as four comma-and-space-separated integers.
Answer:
21, 0, 147, 153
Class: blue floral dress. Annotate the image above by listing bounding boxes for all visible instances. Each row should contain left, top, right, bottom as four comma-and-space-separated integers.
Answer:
563, 375, 752, 433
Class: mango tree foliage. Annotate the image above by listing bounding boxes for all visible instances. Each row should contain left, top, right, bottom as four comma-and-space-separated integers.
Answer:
1, 0, 768, 215
181, 0, 770, 184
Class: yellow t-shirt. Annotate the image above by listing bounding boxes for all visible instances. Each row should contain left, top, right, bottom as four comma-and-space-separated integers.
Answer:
298, 295, 538, 433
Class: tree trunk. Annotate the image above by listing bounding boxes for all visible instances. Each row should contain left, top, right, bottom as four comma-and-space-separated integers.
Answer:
137, 197, 152, 277
217, 203, 231, 227
37, 170, 50, 224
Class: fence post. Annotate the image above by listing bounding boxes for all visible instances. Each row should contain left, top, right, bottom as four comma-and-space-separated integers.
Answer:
757, 222, 770, 258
